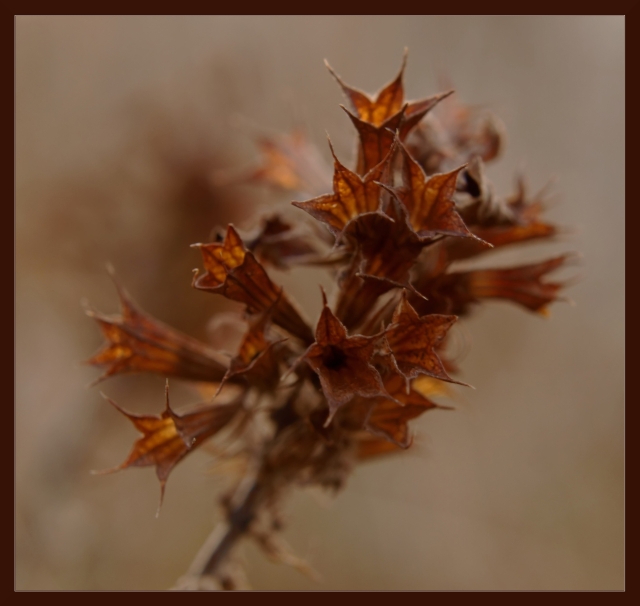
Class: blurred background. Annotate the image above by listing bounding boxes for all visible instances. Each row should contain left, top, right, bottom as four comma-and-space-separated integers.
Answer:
16, 16, 624, 590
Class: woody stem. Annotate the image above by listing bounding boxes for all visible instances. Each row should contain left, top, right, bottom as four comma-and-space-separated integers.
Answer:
179, 477, 264, 587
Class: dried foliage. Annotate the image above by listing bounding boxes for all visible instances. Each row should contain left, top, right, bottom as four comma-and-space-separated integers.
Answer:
86, 51, 575, 590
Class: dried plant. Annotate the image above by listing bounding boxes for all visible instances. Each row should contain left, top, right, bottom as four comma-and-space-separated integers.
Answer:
85, 50, 574, 590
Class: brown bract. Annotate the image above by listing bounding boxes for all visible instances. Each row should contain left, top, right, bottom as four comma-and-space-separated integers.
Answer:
384, 292, 461, 385
302, 294, 387, 425
222, 129, 332, 197
334, 206, 425, 329
463, 255, 573, 315
292, 139, 392, 237
85, 275, 229, 384
98, 383, 242, 506
384, 141, 485, 242
344, 199, 423, 282
397, 92, 455, 141
326, 52, 454, 175
416, 254, 573, 316
192, 225, 314, 344
325, 52, 408, 127
219, 310, 287, 394
334, 268, 398, 331
450, 168, 558, 260
405, 79, 506, 175
246, 214, 324, 269
364, 372, 445, 447
342, 105, 406, 176
336, 371, 445, 447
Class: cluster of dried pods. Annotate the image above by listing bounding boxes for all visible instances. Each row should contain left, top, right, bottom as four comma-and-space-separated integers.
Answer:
86, 51, 573, 589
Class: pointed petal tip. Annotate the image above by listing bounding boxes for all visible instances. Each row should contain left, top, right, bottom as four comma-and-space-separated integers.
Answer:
324, 59, 343, 83
100, 392, 130, 415
325, 135, 339, 163
338, 104, 356, 119
155, 483, 166, 518
436, 404, 456, 411
90, 464, 123, 476
85, 374, 106, 389
561, 273, 583, 289
164, 379, 172, 411
565, 251, 583, 263
473, 234, 493, 248
323, 407, 337, 428
320, 286, 328, 307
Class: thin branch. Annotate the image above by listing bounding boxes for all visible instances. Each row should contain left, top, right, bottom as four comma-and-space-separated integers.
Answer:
173, 477, 264, 590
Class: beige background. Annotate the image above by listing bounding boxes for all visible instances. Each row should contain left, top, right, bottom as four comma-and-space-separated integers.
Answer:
16, 16, 624, 590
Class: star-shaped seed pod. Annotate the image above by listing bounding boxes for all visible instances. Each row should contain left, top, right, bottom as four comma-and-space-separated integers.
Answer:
326, 51, 453, 174
423, 254, 575, 316
96, 382, 242, 509
85, 269, 229, 385
384, 292, 464, 386
380, 140, 487, 243
218, 308, 288, 395
292, 138, 393, 238
338, 372, 449, 448
302, 292, 389, 425
222, 129, 332, 197
192, 224, 314, 344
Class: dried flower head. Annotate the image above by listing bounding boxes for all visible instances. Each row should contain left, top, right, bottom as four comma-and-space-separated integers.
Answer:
86, 50, 575, 590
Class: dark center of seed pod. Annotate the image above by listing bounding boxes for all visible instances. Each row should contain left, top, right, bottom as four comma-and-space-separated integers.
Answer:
322, 345, 347, 370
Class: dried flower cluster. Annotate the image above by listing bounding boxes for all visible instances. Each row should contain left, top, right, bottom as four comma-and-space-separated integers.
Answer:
86, 51, 573, 589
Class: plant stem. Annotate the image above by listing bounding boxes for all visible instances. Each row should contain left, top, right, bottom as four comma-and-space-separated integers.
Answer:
175, 477, 264, 589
